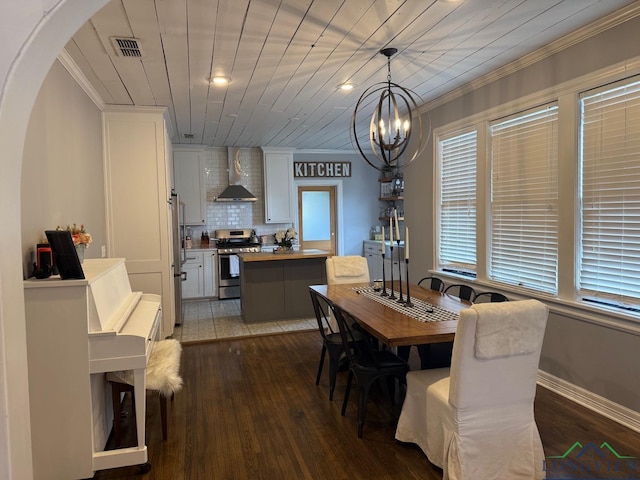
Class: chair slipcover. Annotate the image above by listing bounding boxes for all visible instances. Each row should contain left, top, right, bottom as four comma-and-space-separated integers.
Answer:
325, 256, 370, 330
396, 299, 548, 480
326, 256, 370, 285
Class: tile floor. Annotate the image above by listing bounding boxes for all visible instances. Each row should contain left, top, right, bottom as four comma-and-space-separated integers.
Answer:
173, 298, 317, 343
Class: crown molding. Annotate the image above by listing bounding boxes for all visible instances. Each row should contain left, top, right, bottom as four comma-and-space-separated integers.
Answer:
421, 2, 640, 113
57, 48, 105, 110
293, 149, 359, 155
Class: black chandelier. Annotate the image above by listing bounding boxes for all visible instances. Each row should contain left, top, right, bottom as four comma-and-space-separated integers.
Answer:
351, 47, 428, 173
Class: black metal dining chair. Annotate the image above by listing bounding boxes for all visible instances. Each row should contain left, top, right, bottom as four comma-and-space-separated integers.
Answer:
444, 284, 477, 302
332, 303, 409, 438
473, 291, 510, 303
309, 288, 362, 401
417, 276, 445, 292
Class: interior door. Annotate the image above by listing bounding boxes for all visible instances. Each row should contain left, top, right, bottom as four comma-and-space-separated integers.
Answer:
298, 185, 336, 255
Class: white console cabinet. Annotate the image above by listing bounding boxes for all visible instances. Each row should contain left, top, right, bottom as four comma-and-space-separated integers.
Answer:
363, 240, 383, 280
363, 240, 405, 281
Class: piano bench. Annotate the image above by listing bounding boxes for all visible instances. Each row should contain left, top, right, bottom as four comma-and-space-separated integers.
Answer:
106, 339, 183, 445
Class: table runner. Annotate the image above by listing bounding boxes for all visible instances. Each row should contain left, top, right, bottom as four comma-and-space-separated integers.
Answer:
351, 286, 459, 323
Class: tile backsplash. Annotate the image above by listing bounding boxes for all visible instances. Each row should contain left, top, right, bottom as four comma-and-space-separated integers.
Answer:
189, 147, 292, 244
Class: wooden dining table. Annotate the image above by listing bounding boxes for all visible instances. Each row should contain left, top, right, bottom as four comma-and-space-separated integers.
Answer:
309, 281, 471, 347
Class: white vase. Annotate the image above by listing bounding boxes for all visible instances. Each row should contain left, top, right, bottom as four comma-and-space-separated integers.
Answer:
75, 244, 85, 264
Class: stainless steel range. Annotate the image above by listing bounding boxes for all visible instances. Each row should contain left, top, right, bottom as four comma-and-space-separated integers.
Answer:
215, 228, 261, 299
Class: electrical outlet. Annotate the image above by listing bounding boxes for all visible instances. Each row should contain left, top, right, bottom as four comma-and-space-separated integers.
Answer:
101, 245, 106, 258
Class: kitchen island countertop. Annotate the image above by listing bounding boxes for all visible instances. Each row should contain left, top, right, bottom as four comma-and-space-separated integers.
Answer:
238, 249, 330, 262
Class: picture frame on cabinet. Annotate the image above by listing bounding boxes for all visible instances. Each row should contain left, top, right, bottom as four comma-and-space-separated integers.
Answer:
44, 230, 85, 280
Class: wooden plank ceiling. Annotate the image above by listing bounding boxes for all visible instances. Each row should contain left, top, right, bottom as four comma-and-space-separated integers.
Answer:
65, 0, 637, 150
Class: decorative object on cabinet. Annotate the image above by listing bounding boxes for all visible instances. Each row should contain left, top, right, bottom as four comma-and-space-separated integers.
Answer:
52, 223, 92, 264
31, 263, 52, 279
275, 228, 297, 251
57, 223, 93, 247
45, 230, 85, 279
379, 175, 404, 222
351, 47, 429, 173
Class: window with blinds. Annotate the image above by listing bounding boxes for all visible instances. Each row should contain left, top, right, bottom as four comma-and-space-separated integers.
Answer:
579, 78, 640, 310
489, 105, 559, 294
437, 130, 477, 274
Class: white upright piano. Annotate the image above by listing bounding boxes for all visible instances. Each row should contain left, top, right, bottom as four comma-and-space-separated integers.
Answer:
23, 258, 162, 479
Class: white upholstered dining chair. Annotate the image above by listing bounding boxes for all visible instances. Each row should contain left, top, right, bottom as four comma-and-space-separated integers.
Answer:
395, 299, 549, 480
326, 255, 370, 285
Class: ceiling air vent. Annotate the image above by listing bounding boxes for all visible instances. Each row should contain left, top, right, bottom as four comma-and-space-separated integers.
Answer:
110, 37, 144, 58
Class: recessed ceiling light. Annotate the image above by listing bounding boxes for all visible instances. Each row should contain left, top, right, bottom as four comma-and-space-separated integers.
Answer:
339, 83, 355, 91
211, 76, 230, 85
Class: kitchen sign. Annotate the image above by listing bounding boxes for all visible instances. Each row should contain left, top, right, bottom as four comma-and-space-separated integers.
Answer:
294, 161, 351, 178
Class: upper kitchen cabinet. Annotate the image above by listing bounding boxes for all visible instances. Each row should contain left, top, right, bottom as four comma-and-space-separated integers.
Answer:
102, 106, 175, 338
173, 147, 207, 225
262, 147, 295, 223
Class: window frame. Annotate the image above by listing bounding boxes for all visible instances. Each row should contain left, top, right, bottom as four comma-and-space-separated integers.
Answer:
435, 127, 478, 277
430, 61, 640, 325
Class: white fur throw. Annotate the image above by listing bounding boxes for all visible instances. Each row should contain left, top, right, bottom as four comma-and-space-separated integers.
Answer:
332, 256, 367, 277
106, 339, 183, 397
473, 299, 548, 359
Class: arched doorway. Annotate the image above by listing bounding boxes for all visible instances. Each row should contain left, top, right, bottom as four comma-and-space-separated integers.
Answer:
0, 1, 109, 478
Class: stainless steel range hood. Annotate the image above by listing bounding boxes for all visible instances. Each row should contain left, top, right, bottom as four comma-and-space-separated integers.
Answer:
216, 147, 257, 202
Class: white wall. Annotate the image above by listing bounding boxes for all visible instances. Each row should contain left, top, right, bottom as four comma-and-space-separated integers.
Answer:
21, 59, 105, 278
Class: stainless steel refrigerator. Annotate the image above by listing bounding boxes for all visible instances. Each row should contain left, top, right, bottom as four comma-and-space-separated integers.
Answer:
170, 191, 185, 325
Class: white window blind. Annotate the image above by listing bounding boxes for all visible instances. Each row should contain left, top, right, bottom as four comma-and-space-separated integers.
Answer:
490, 105, 559, 293
579, 79, 640, 309
438, 130, 477, 273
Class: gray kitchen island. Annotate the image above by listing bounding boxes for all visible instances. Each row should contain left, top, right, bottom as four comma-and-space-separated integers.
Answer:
238, 249, 329, 322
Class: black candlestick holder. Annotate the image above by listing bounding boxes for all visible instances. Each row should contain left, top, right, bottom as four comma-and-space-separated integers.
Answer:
404, 258, 414, 307
388, 245, 396, 300
380, 253, 388, 296
396, 239, 404, 304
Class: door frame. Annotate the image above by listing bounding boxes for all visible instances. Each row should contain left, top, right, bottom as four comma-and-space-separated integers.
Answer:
294, 179, 344, 255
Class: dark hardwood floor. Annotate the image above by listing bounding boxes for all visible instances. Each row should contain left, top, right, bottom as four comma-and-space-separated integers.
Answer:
94, 331, 640, 480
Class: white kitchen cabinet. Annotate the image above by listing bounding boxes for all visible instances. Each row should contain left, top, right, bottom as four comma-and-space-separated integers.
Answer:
182, 252, 204, 299
363, 240, 383, 280
364, 240, 406, 282
385, 247, 406, 282
103, 106, 175, 338
174, 147, 207, 225
262, 147, 294, 223
203, 249, 217, 297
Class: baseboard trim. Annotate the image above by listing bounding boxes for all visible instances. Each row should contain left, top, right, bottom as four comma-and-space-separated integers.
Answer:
537, 370, 640, 434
